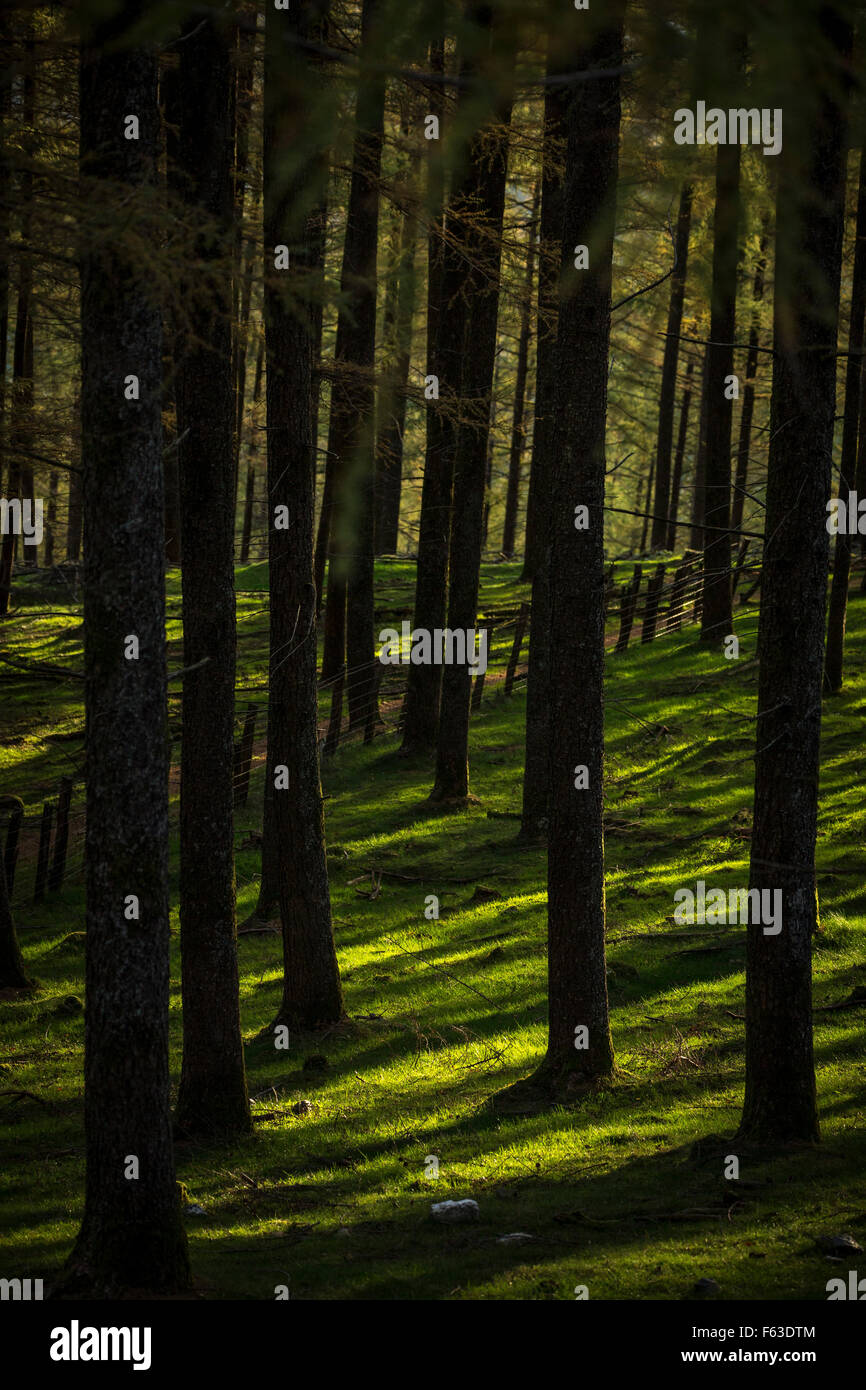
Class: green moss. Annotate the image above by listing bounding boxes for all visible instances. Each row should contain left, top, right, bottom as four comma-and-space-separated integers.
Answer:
1, 567, 864, 1299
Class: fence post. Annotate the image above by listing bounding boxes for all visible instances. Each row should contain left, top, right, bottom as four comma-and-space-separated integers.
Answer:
3, 798, 24, 895
641, 563, 666, 643
504, 603, 529, 695
233, 702, 258, 809
603, 562, 616, 616
471, 625, 490, 710
731, 538, 750, 597
48, 778, 72, 892
614, 565, 642, 653
666, 562, 689, 632
34, 801, 54, 904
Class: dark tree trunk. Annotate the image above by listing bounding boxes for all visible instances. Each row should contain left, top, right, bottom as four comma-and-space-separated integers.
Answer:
0, 38, 35, 607
738, 7, 852, 1145
689, 344, 710, 550
400, 36, 448, 753
375, 106, 420, 554
44, 470, 58, 567
430, 11, 514, 803
231, 18, 256, 516
174, 7, 250, 1141
501, 189, 536, 560
543, 11, 623, 1086
264, 0, 343, 1030
0, 796, 31, 989
66, 474, 83, 562
701, 132, 741, 644
666, 359, 693, 551
527, 8, 625, 1096
66, 3, 190, 1294
521, 90, 562, 584
15, 33, 35, 572
0, 12, 9, 502
730, 223, 768, 535
650, 183, 692, 548
160, 56, 182, 566
824, 145, 866, 693
520, 64, 567, 838
240, 334, 264, 568
320, 0, 385, 737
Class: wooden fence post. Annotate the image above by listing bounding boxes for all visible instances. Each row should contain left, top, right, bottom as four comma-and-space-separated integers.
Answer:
505, 603, 529, 695
471, 625, 490, 710
34, 801, 54, 904
615, 565, 642, 653
3, 798, 24, 895
233, 702, 258, 809
48, 778, 72, 892
641, 563, 666, 643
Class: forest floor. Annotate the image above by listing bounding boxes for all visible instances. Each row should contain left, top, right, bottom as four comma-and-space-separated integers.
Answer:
1, 559, 865, 1300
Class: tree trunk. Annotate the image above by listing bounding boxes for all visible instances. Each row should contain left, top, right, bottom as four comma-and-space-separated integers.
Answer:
66, 2, 190, 1294
320, 0, 385, 737
429, 11, 514, 803
730, 223, 768, 535
651, 183, 693, 548
689, 344, 710, 550
160, 55, 182, 566
738, 6, 852, 1145
701, 133, 741, 645
501, 188, 537, 560
824, 145, 866, 693
400, 36, 448, 753
15, 33, 36, 572
0, 35, 35, 607
375, 103, 420, 554
520, 63, 567, 839
524, 7, 625, 1097
231, 18, 256, 518
0, 796, 31, 989
174, 7, 251, 1141
264, 0, 344, 1030
667, 359, 693, 551
0, 11, 10, 503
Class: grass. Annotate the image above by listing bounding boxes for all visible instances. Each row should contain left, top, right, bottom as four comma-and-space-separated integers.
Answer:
1, 559, 865, 1300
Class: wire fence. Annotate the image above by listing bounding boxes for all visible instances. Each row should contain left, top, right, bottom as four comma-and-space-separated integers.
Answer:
0, 544, 798, 915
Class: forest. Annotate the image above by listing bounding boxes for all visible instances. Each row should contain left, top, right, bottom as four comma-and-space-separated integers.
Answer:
0, 0, 865, 1334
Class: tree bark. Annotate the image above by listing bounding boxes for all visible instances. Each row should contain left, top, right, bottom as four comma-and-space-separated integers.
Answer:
824, 144, 866, 693
400, 35, 448, 753
738, 6, 852, 1145
701, 133, 741, 644
538, 7, 624, 1091
689, 344, 710, 550
429, 9, 514, 803
520, 65, 567, 839
66, 2, 190, 1294
0, 797, 31, 989
501, 188, 537, 560
320, 0, 385, 737
174, 6, 251, 1140
650, 183, 692, 548
375, 102, 420, 554
160, 55, 182, 566
730, 223, 768, 535
666, 359, 693, 550
264, 0, 344, 1029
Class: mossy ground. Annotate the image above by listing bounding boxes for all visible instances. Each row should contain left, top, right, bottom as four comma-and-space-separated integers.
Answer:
1, 559, 864, 1300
